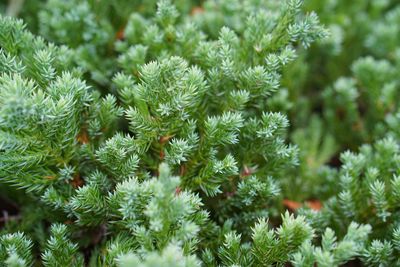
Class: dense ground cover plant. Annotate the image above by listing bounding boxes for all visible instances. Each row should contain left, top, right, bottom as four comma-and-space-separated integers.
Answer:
0, 0, 399, 266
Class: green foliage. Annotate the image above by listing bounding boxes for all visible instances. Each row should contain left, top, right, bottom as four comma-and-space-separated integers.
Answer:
42, 224, 84, 266
0, 233, 33, 267
0, 0, 400, 266
109, 163, 208, 253
116, 243, 201, 267
292, 223, 371, 267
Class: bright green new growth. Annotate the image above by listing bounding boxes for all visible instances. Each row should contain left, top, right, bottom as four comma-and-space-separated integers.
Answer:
1, 0, 400, 266
0, 232, 33, 267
